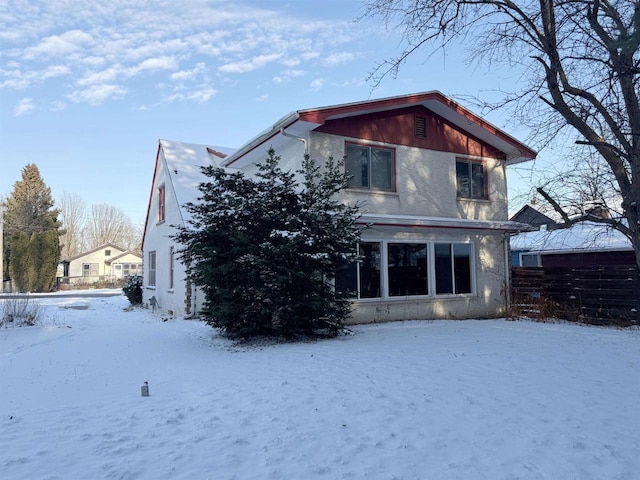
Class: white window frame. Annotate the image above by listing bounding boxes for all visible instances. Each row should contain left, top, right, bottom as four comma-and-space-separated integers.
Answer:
339, 240, 476, 300
520, 252, 542, 267
148, 251, 156, 287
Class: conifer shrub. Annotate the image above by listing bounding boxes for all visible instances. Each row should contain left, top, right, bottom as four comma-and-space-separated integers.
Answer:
174, 150, 362, 339
123, 275, 143, 305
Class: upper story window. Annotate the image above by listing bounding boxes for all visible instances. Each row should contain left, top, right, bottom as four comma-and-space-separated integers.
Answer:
105, 249, 111, 256
345, 143, 395, 192
158, 184, 166, 222
456, 159, 487, 199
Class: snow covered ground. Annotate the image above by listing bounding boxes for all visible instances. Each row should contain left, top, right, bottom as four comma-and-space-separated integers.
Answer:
1, 293, 638, 480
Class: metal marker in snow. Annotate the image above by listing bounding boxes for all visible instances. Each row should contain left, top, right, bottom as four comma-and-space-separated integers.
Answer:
141, 381, 149, 397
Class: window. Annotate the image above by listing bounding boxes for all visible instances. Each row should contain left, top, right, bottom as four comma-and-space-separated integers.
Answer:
158, 184, 166, 222
82, 263, 99, 277
334, 242, 382, 299
122, 263, 142, 276
435, 243, 472, 294
456, 159, 487, 199
388, 243, 428, 296
520, 253, 541, 267
105, 249, 111, 256
148, 251, 156, 286
169, 246, 174, 290
358, 242, 382, 298
336, 240, 474, 299
345, 144, 394, 191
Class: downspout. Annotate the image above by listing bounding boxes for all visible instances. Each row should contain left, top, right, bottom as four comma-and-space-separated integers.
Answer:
280, 128, 309, 155
504, 232, 511, 316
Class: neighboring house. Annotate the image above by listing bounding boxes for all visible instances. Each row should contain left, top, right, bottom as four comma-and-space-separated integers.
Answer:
142, 91, 536, 321
510, 205, 557, 231
60, 243, 142, 284
510, 221, 635, 268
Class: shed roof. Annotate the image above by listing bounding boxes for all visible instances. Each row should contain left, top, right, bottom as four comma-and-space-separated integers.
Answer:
510, 222, 632, 254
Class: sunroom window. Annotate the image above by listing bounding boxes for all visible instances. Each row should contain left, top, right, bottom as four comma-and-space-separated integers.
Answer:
334, 242, 381, 299
387, 243, 429, 296
435, 243, 472, 294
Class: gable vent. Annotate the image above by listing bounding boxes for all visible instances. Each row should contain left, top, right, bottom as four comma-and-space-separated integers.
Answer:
415, 116, 426, 138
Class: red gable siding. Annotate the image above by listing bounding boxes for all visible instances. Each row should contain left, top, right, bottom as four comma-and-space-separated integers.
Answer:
314, 106, 506, 160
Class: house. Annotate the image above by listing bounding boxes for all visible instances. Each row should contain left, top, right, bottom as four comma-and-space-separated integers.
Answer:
141, 140, 236, 317
510, 205, 557, 231
510, 221, 635, 267
59, 243, 142, 285
142, 91, 536, 321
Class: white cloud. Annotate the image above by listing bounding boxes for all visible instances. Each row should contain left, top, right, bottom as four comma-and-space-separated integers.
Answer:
255, 94, 269, 102
42, 65, 71, 79
273, 69, 304, 84
170, 63, 206, 82
132, 56, 178, 73
310, 78, 326, 91
50, 100, 67, 112
24, 29, 93, 59
14, 97, 35, 116
321, 52, 357, 66
219, 53, 283, 74
160, 85, 218, 104
1, 1, 367, 106
68, 84, 127, 105
76, 66, 122, 87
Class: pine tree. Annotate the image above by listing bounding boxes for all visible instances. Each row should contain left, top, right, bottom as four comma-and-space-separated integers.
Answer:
4, 164, 61, 292
174, 149, 362, 339
8, 232, 30, 292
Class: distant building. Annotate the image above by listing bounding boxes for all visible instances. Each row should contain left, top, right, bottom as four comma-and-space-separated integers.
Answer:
510, 221, 634, 267
510, 205, 556, 230
60, 243, 142, 285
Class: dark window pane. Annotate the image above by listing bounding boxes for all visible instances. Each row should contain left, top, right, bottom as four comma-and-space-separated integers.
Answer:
456, 161, 470, 197
335, 249, 358, 298
453, 243, 472, 294
370, 148, 393, 191
435, 243, 453, 294
359, 242, 381, 298
521, 254, 539, 267
346, 145, 369, 189
471, 162, 485, 199
388, 243, 428, 296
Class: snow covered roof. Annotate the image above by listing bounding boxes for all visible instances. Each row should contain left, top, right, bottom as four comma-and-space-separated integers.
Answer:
159, 139, 236, 222
510, 222, 632, 254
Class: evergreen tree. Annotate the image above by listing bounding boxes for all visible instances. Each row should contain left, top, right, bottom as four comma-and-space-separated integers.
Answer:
4, 164, 61, 292
8, 232, 30, 292
174, 149, 362, 339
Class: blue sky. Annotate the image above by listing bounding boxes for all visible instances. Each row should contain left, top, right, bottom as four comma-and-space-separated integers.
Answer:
1, 0, 543, 226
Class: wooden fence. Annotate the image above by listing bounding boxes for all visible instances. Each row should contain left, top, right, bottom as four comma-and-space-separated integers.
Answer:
511, 265, 639, 326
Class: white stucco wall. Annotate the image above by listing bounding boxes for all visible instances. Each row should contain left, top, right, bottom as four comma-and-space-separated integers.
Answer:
142, 150, 204, 318
309, 132, 509, 222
